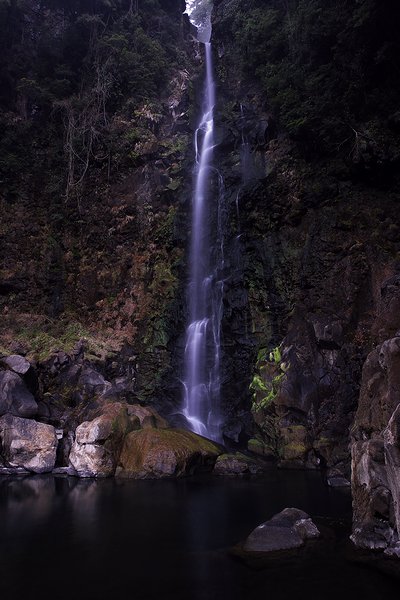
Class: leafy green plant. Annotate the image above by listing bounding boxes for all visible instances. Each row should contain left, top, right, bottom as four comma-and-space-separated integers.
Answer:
250, 345, 287, 411
248, 344, 289, 456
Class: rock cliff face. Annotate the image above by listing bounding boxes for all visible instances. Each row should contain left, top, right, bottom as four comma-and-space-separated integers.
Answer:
210, 0, 400, 553
0, 0, 194, 411
350, 278, 400, 555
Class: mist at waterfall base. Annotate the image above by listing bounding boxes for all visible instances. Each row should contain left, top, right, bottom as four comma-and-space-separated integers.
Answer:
2, 472, 397, 600
182, 2, 223, 442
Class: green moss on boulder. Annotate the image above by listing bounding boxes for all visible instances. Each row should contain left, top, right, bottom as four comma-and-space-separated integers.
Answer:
116, 428, 222, 479
280, 425, 311, 463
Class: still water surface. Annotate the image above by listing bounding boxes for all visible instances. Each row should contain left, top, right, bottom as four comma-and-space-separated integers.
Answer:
0, 471, 396, 600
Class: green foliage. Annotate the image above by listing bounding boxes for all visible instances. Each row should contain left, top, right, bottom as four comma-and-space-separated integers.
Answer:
269, 346, 281, 364
160, 135, 188, 159
250, 345, 287, 411
16, 320, 90, 362
0, 0, 187, 200
248, 344, 289, 456
149, 260, 177, 300
219, 0, 400, 156
165, 179, 182, 192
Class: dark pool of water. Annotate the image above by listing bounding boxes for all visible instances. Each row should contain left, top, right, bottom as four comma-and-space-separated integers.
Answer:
0, 470, 397, 600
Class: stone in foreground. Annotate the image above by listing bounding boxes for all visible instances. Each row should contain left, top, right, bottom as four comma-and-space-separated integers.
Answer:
0, 414, 57, 473
243, 508, 320, 553
116, 428, 222, 479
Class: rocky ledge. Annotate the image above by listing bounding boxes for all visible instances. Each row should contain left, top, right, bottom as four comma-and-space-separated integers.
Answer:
0, 401, 223, 479
0, 346, 223, 479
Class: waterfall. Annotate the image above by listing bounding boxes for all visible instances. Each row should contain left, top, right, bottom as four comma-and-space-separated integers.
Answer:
239, 104, 250, 184
182, 1, 223, 442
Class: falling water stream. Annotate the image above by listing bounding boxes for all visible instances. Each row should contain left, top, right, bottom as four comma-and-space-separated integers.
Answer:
182, 1, 223, 442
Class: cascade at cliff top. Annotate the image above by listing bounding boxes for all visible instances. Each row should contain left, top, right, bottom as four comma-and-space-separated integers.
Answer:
185, 0, 212, 43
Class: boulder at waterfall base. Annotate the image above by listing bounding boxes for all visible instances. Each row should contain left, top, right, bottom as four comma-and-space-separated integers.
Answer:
214, 453, 264, 475
116, 428, 222, 479
69, 402, 130, 477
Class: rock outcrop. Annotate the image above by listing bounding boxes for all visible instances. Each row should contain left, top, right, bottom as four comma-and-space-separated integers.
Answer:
384, 405, 400, 557
350, 275, 400, 555
0, 370, 37, 418
69, 403, 130, 477
214, 453, 263, 475
1, 354, 31, 375
351, 335, 400, 554
127, 404, 169, 430
199, 0, 399, 481
0, 414, 57, 473
116, 428, 222, 479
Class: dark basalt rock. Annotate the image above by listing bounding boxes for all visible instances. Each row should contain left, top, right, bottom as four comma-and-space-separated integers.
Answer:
0, 354, 39, 394
384, 405, 400, 547
0, 370, 37, 418
214, 453, 264, 475
1, 354, 31, 375
351, 333, 400, 552
242, 508, 320, 553
0, 414, 57, 473
36, 344, 136, 429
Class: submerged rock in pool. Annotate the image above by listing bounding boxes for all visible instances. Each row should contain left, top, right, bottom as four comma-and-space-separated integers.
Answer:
0, 414, 57, 473
115, 428, 222, 479
243, 508, 320, 553
214, 453, 263, 475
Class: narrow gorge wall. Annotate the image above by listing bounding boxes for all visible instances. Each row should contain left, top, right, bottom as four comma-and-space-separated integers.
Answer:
211, 0, 400, 551
0, 0, 195, 412
210, 0, 400, 474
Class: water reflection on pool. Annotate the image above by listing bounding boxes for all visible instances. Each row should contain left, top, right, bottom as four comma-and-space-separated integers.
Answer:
0, 471, 396, 600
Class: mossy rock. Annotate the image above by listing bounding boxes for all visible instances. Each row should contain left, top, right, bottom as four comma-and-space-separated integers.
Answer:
280, 443, 308, 461
116, 428, 222, 479
69, 402, 130, 478
126, 404, 169, 430
214, 453, 264, 475
280, 425, 311, 462
313, 436, 349, 466
248, 438, 276, 459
